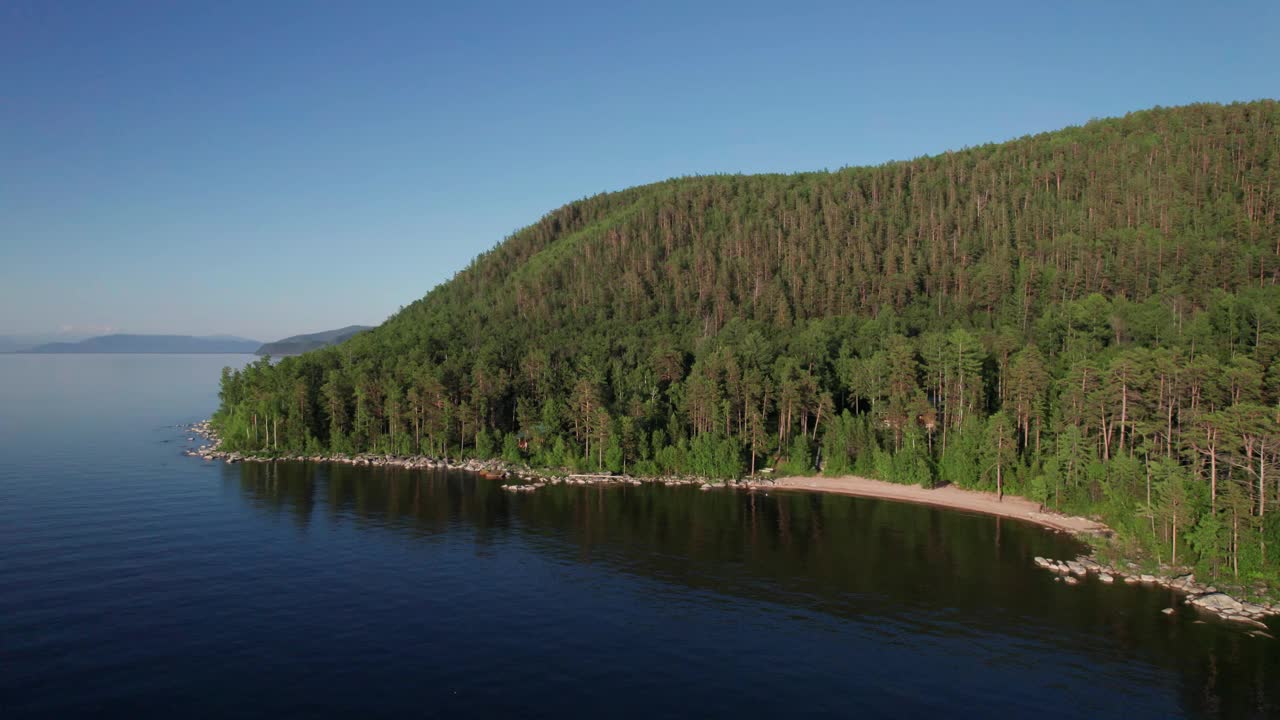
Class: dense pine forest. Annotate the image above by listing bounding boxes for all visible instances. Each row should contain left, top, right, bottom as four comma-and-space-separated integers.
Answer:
215, 101, 1280, 585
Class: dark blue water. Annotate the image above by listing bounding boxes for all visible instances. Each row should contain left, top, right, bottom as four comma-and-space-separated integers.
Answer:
2, 355, 1277, 718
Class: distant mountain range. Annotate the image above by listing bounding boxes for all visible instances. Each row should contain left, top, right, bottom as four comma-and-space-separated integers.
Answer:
255, 325, 372, 356
0, 333, 92, 353
4, 327, 375, 355
17, 334, 262, 354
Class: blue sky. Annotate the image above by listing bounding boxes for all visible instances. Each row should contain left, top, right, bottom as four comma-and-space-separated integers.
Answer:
3, 1, 1277, 341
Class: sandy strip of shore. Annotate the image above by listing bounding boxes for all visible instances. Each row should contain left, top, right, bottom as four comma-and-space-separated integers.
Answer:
769, 475, 1111, 536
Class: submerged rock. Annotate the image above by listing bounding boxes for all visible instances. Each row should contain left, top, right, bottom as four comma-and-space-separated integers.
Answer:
1219, 614, 1269, 629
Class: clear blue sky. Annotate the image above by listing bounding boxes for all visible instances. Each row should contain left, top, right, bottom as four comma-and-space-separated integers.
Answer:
3, 1, 1277, 341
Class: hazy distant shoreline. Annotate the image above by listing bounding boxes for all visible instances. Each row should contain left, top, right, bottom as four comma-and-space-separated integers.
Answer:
6, 351, 258, 355
11, 333, 260, 354
1, 326, 373, 356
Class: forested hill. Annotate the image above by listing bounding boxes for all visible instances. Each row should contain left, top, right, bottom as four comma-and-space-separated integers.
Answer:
255, 326, 372, 356
217, 101, 1280, 584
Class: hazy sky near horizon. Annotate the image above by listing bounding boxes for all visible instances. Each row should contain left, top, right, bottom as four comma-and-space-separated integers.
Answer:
3, 1, 1278, 340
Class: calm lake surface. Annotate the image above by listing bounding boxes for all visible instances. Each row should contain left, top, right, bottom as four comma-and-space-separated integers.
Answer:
1, 354, 1277, 718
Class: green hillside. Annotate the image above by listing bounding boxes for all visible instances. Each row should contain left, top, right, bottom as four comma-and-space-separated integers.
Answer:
215, 101, 1280, 586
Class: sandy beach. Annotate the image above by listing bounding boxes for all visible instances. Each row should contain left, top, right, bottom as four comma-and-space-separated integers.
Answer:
769, 475, 1111, 536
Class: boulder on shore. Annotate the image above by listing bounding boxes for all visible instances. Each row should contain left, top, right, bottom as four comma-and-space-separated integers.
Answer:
1191, 592, 1244, 613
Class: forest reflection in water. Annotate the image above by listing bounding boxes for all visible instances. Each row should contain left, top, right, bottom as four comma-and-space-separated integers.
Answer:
230, 460, 1277, 719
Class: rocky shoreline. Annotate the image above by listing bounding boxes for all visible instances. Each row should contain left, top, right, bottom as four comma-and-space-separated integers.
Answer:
1033, 554, 1277, 635
185, 420, 1276, 635
183, 420, 724, 490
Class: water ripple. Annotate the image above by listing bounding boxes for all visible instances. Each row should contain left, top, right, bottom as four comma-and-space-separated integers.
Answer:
1, 355, 1277, 718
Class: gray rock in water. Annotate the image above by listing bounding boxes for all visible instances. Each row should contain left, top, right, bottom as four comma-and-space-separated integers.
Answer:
1222, 614, 1270, 629
1161, 607, 1175, 615
1192, 592, 1244, 612
1098, 573, 1115, 583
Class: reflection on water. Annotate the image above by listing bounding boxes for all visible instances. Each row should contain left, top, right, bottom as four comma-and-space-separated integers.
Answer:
234, 461, 1279, 719
1, 353, 1275, 718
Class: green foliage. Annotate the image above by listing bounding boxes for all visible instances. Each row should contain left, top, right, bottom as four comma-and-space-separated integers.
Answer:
780, 435, 814, 476
474, 428, 495, 459
604, 433, 624, 474
820, 411, 859, 476
212, 102, 1280, 588
937, 418, 983, 489
891, 428, 934, 487
501, 433, 523, 464
1027, 469, 1051, 507
685, 433, 743, 479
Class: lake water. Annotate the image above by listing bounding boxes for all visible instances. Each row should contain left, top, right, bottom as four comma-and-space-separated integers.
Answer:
1, 354, 1277, 718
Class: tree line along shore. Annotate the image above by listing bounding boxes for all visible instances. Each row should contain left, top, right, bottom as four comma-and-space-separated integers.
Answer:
186, 419, 1279, 631
209, 102, 1280, 605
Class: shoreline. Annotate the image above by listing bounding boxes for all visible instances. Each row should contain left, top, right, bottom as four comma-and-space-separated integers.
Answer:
185, 421, 1277, 628
766, 475, 1112, 536
761, 475, 1272, 627
187, 420, 1103, 536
